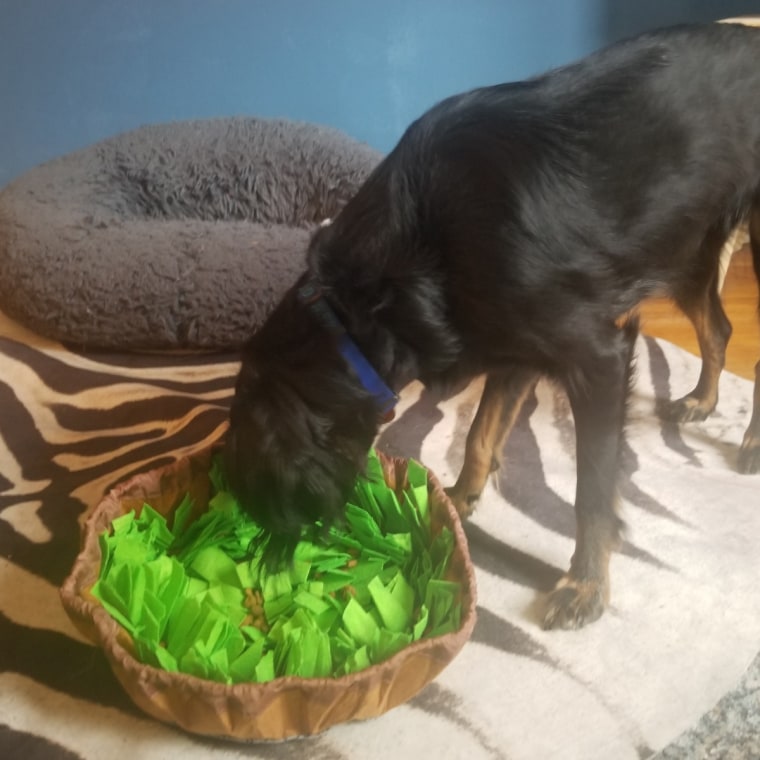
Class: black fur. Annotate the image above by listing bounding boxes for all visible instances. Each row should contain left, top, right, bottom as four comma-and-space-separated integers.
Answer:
226, 23, 760, 628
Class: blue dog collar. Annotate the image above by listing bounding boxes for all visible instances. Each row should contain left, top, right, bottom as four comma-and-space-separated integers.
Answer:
297, 281, 398, 420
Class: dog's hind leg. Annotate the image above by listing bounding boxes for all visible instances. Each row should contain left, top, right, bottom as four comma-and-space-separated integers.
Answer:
543, 320, 637, 630
739, 360, 760, 473
737, 206, 760, 473
447, 366, 538, 518
662, 226, 733, 423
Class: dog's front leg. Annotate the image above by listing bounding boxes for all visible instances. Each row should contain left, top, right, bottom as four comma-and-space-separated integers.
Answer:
447, 367, 538, 518
543, 326, 635, 630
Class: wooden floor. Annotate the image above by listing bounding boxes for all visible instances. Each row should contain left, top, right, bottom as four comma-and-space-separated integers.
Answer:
640, 246, 759, 381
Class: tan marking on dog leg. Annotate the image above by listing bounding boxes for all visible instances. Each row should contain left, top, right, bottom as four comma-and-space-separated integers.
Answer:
543, 537, 616, 630
447, 368, 537, 518
671, 295, 731, 421
666, 231, 732, 423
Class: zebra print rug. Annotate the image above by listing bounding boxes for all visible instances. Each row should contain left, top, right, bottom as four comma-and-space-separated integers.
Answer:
1, 306, 758, 759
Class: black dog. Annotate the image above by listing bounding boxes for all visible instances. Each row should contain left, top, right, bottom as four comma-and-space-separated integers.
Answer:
226, 23, 760, 630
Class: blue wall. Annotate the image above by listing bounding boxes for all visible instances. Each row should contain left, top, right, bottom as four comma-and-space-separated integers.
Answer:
1, 0, 757, 188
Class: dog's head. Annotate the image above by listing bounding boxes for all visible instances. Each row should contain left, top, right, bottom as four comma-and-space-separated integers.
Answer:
224, 283, 382, 543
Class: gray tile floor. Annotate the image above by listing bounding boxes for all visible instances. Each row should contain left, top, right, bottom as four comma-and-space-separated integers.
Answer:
655, 651, 760, 759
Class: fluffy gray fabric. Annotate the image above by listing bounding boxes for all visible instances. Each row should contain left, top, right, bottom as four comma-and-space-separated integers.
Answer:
0, 118, 382, 349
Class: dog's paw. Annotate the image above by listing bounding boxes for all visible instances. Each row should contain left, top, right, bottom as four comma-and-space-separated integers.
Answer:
444, 485, 479, 520
738, 433, 760, 474
542, 576, 607, 630
658, 395, 714, 423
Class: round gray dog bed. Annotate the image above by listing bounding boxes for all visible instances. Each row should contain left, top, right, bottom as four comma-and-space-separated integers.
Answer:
0, 118, 382, 349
